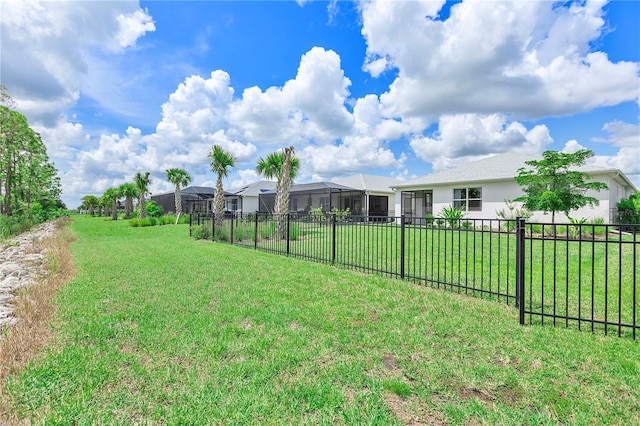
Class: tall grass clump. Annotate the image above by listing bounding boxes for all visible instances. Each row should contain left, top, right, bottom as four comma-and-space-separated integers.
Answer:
128, 218, 151, 227
232, 223, 255, 242
190, 224, 211, 240
590, 217, 607, 236
214, 227, 230, 241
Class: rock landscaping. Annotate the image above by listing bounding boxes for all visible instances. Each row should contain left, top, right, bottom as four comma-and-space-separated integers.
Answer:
0, 220, 60, 329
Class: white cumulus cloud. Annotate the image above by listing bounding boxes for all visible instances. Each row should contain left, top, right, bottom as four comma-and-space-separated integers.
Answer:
360, 0, 639, 120
410, 114, 553, 171
1, 0, 155, 126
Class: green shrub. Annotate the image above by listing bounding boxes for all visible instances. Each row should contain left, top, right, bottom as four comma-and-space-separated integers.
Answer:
158, 215, 173, 225
460, 220, 474, 230
148, 217, 158, 226
424, 214, 435, 228
233, 224, 248, 241
215, 227, 230, 241
310, 206, 327, 222
288, 223, 301, 240
146, 201, 164, 218
439, 205, 466, 228
0, 214, 34, 238
331, 207, 351, 222
129, 218, 152, 227
191, 224, 211, 240
233, 223, 256, 241
259, 222, 276, 239
589, 217, 607, 236
567, 216, 588, 239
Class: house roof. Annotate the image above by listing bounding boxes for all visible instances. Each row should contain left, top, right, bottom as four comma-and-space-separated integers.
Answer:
261, 181, 360, 195
227, 180, 277, 197
181, 186, 216, 197
152, 186, 216, 198
394, 153, 631, 189
333, 174, 401, 194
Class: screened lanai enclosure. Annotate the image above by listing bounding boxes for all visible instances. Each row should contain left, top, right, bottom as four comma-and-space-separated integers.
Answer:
151, 186, 215, 214
257, 182, 366, 215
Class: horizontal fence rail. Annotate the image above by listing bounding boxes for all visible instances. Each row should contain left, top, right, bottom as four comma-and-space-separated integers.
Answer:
190, 212, 639, 339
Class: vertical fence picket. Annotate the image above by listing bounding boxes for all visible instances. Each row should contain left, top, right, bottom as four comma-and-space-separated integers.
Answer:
516, 217, 525, 324
400, 215, 405, 280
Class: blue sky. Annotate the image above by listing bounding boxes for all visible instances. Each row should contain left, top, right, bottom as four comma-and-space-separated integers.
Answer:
2, 0, 639, 209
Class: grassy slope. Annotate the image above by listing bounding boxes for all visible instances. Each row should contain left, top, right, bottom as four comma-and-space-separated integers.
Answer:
2, 215, 639, 424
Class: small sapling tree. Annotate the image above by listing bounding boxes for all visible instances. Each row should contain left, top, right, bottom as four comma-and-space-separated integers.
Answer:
514, 149, 608, 224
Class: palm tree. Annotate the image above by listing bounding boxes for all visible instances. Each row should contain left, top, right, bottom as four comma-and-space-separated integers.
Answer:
208, 145, 236, 229
119, 182, 138, 218
102, 187, 121, 220
81, 195, 99, 216
166, 167, 192, 223
256, 147, 299, 239
134, 172, 151, 219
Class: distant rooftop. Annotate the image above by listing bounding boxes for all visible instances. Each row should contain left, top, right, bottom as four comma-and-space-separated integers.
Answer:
262, 181, 360, 194
334, 174, 401, 194
394, 153, 622, 189
227, 180, 277, 197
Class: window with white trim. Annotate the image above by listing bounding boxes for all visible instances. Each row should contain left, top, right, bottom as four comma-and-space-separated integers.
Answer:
453, 187, 482, 211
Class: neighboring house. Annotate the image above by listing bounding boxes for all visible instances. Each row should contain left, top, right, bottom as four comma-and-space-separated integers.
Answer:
333, 174, 401, 217
224, 180, 277, 214
392, 153, 637, 224
258, 182, 366, 214
151, 186, 215, 214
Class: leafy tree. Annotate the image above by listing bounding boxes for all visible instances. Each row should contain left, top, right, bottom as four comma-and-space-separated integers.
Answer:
134, 172, 152, 219
166, 167, 192, 223
208, 145, 236, 229
0, 86, 63, 222
256, 147, 300, 239
514, 149, 608, 223
119, 182, 138, 218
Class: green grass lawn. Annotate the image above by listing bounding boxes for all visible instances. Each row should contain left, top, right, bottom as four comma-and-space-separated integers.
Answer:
2, 215, 639, 424
224, 216, 639, 336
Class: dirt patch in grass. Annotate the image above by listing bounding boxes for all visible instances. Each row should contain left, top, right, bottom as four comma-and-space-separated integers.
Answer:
384, 392, 448, 426
0, 218, 76, 424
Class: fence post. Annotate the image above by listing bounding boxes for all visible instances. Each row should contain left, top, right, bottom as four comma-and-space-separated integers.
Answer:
254, 212, 258, 250
332, 213, 337, 263
516, 217, 525, 324
286, 213, 290, 255
400, 215, 406, 279
212, 214, 215, 241
230, 214, 234, 245
189, 212, 193, 236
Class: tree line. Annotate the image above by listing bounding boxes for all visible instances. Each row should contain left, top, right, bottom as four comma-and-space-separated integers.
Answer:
81, 144, 299, 237
0, 86, 65, 234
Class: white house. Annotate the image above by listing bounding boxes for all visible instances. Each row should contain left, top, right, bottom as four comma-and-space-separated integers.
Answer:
224, 180, 277, 214
392, 153, 637, 223
334, 174, 402, 217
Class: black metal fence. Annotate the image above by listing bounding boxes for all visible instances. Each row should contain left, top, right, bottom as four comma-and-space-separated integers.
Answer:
190, 213, 639, 339
519, 218, 638, 339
